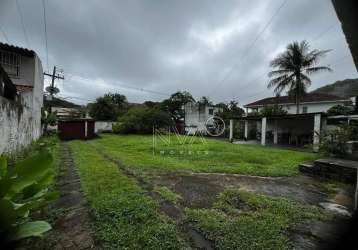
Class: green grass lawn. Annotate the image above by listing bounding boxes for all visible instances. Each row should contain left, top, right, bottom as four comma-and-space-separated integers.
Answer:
70, 140, 183, 249
86, 134, 318, 177
66, 135, 328, 249
186, 189, 328, 250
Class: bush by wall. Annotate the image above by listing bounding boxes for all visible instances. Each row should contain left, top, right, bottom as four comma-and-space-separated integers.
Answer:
113, 107, 173, 134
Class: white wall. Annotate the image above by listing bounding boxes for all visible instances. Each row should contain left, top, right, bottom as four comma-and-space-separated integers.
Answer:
250, 101, 348, 114
184, 103, 222, 134
0, 53, 44, 155
0, 96, 40, 154
95, 121, 114, 133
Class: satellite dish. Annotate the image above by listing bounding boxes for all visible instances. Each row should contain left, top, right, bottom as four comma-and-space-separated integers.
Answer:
45, 86, 60, 95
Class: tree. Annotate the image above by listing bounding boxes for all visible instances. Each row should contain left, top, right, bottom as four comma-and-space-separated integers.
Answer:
113, 107, 173, 134
268, 40, 332, 114
41, 109, 57, 134
161, 91, 195, 122
89, 93, 128, 121
327, 104, 352, 116
260, 105, 288, 117
197, 96, 213, 106
216, 100, 244, 120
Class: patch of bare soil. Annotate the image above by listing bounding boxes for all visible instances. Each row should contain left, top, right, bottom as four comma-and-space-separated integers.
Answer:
27, 143, 97, 250
150, 172, 354, 249
96, 148, 215, 250
94, 145, 355, 250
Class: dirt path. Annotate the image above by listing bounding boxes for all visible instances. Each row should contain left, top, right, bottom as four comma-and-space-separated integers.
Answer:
96, 147, 215, 250
94, 145, 354, 250
44, 143, 96, 250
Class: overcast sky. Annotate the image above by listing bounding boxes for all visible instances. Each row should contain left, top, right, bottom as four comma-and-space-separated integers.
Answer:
0, 0, 357, 105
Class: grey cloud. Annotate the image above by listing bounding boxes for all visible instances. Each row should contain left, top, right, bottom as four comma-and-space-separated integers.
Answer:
0, 0, 356, 105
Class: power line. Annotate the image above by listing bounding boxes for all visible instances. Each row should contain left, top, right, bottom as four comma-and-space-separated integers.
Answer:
209, 0, 289, 94
15, 0, 30, 48
311, 23, 339, 42
0, 25, 9, 43
66, 73, 171, 97
42, 0, 49, 71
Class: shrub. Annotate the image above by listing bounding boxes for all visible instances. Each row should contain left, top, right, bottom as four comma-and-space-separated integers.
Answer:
113, 107, 173, 134
0, 151, 58, 246
320, 123, 355, 157
89, 93, 128, 121
327, 105, 352, 116
260, 105, 287, 117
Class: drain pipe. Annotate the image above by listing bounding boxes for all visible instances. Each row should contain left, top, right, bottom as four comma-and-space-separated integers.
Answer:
355, 171, 358, 210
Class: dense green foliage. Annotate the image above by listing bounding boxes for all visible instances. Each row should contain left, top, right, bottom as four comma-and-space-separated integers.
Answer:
216, 100, 244, 120
197, 96, 213, 106
186, 189, 328, 250
0, 150, 58, 245
86, 134, 318, 176
69, 141, 182, 249
326, 104, 353, 116
268, 40, 331, 113
113, 107, 173, 134
160, 91, 195, 122
41, 109, 58, 134
321, 123, 358, 157
260, 104, 288, 117
88, 93, 128, 121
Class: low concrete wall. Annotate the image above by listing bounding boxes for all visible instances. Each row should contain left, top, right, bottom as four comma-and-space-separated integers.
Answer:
95, 121, 114, 133
0, 96, 41, 155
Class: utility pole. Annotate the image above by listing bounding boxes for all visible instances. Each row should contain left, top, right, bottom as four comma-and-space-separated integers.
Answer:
44, 66, 64, 99
42, 66, 64, 134
44, 66, 64, 111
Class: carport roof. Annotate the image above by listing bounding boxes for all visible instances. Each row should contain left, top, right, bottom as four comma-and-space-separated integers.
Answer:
244, 93, 347, 108
237, 112, 326, 121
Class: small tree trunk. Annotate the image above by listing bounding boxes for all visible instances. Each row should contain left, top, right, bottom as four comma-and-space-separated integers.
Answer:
296, 95, 299, 114
296, 74, 301, 114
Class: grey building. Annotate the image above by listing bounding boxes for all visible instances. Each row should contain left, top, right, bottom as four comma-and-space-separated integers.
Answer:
0, 42, 44, 154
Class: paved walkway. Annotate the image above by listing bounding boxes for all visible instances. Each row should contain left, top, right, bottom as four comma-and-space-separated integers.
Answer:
39, 143, 96, 250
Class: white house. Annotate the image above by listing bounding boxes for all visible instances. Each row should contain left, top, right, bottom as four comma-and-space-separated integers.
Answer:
184, 102, 222, 135
244, 93, 350, 114
235, 93, 352, 151
0, 42, 44, 154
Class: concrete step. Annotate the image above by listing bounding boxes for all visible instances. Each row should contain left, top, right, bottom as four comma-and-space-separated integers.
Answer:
299, 163, 315, 175
299, 158, 358, 183
314, 159, 358, 183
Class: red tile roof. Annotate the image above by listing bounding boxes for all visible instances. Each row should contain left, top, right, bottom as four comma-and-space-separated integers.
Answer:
244, 93, 348, 107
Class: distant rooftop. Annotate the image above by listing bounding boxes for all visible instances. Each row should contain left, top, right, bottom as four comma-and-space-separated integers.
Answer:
0, 42, 35, 57
244, 93, 349, 108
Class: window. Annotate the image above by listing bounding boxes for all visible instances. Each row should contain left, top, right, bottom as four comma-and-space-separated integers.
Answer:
0, 50, 20, 77
302, 106, 308, 113
208, 108, 214, 115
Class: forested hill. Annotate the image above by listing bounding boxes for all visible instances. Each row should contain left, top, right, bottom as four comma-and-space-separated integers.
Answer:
311, 78, 358, 98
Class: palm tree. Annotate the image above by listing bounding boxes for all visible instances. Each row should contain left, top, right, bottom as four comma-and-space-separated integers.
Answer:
268, 40, 332, 114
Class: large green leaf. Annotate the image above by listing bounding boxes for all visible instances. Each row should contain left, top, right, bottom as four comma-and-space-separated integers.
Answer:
0, 199, 18, 228
0, 176, 13, 198
7, 151, 53, 197
22, 171, 54, 200
12, 221, 51, 240
0, 156, 7, 178
8, 150, 53, 178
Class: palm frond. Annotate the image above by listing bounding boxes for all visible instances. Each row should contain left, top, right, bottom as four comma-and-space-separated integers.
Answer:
267, 73, 295, 94
305, 66, 332, 75
300, 73, 312, 87
268, 69, 293, 77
